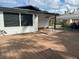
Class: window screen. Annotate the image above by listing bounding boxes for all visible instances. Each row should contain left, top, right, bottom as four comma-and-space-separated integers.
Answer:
21, 14, 33, 26
4, 12, 19, 27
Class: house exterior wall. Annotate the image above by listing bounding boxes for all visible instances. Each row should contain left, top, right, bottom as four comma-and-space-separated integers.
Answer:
0, 11, 38, 35
38, 15, 49, 28
0, 11, 4, 28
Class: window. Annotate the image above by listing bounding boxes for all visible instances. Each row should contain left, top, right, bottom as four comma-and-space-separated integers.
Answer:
21, 14, 33, 26
4, 12, 19, 27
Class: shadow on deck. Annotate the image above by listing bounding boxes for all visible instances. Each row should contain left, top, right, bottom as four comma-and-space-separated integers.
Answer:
0, 38, 64, 59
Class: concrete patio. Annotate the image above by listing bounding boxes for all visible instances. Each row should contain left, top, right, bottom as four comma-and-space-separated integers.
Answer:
0, 30, 79, 59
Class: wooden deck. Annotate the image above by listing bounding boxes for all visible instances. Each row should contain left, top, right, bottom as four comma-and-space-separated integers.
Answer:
0, 30, 79, 59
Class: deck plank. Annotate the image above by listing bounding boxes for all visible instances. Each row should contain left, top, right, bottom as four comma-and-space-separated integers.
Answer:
0, 31, 79, 59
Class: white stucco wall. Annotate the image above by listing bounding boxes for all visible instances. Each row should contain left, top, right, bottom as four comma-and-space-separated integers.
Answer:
0, 11, 4, 28
38, 14, 49, 28
0, 11, 38, 35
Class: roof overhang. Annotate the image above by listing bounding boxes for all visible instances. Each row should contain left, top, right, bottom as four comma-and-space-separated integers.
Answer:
57, 14, 79, 20
0, 7, 59, 16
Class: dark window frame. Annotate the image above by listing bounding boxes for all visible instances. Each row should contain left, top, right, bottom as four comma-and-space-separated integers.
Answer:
21, 14, 33, 26
4, 12, 20, 27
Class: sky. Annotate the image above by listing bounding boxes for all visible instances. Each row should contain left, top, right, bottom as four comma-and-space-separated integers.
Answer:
0, 0, 79, 14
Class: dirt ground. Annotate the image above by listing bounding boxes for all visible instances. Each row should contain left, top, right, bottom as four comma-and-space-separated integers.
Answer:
0, 29, 79, 59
